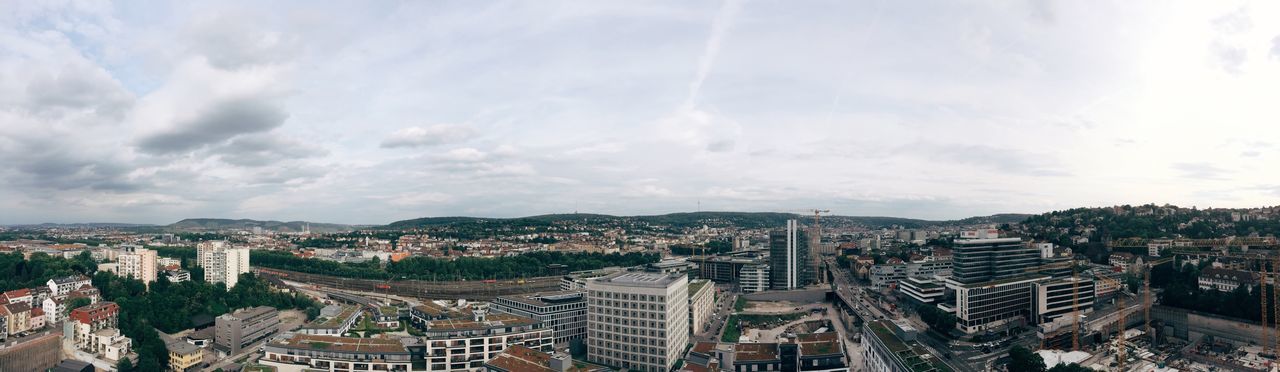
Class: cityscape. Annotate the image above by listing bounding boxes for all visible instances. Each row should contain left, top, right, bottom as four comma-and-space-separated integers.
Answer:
3, 1, 1280, 372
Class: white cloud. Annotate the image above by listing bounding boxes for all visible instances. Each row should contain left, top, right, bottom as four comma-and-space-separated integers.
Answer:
380, 124, 476, 148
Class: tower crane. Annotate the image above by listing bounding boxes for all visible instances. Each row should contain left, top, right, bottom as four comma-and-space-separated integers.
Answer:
1094, 274, 1128, 370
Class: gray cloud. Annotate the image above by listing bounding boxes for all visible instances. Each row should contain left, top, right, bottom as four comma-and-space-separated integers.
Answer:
136, 98, 289, 154
1272, 35, 1280, 59
904, 143, 1070, 177
1211, 41, 1248, 74
213, 134, 329, 167
1172, 162, 1231, 180
24, 62, 134, 118
380, 124, 476, 148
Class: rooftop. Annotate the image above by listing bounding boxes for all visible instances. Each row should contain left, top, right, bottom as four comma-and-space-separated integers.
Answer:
866, 320, 951, 372
484, 345, 609, 372
497, 290, 586, 307
425, 313, 538, 331
269, 334, 411, 354
593, 271, 683, 288
734, 343, 779, 362
689, 280, 711, 295
305, 305, 360, 329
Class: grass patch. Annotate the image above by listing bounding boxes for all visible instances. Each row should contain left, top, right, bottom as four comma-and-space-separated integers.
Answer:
738, 312, 805, 326
734, 297, 747, 312
721, 314, 741, 342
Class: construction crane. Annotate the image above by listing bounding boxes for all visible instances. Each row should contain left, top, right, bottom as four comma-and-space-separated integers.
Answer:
1094, 274, 1127, 370
1263, 258, 1270, 357
1273, 256, 1279, 358
803, 209, 830, 284
1071, 265, 1081, 351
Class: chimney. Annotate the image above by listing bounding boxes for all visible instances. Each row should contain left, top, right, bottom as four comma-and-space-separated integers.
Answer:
550, 353, 571, 372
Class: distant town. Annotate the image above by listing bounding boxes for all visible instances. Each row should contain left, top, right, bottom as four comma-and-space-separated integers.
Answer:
3, 204, 1280, 372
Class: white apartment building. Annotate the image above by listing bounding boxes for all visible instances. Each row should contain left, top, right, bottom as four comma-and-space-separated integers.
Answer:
410, 308, 554, 371
490, 290, 587, 347
739, 264, 770, 293
688, 279, 714, 335
118, 246, 158, 287
1198, 268, 1257, 292
869, 257, 952, 289
47, 275, 92, 298
198, 241, 251, 288
587, 272, 689, 372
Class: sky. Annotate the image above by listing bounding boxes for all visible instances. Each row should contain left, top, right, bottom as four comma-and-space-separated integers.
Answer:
2, 1, 1280, 225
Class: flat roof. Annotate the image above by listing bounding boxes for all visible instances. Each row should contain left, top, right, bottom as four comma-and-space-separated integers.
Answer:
269, 334, 410, 354
866, 320, 951, 372
955, 238, 1023, 245
304, 305, 359, 329
689, 280, 711, 295
594, 272, 682, 287
425, 313, 538, 331
497, 290, 586, 307
734, 343, 779, 362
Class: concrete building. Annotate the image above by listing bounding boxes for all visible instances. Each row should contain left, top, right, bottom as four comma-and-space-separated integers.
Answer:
770, 220, 812, 290
586, 271, 689, 372
215, 306, 281, 354
1032, 277, 1096, 325
262, 334, 416, 372
861, 319, 947, 372
42, 297, 65, 323
118, 246, 158, 287
688, 255, 764, 283
739, 263, 770, 293
897, 277, 944, 305
409, 306, 554, 371
68, 302, 124, 359
945, 236, 1047, 334
0, 303, 31, 336
490, 290, 587, 347
165, 269, 191, 283
689, 279, 714, 335
869, 258, 952, 289
298, 305, 361, 336
88, 328, 132, 361
198, 241, 251, 289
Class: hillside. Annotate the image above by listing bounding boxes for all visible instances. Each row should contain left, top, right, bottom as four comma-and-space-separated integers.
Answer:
384, 211, 1031, 231
167, 218, 358, 233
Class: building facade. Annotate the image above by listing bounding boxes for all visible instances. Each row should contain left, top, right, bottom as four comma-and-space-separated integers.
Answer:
739, 264, 770, 293
862, 320, 946, 372
586, 272, 689, 372
688, 279, 714, 335
490, 290, 587, 347
215, 306, 281, 354
770, 220, 812, 290
198, 241, 252, 289
262, 334, 416, 372
118, 246, 158, 287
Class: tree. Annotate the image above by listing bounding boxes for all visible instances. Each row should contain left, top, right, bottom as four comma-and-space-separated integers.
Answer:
1008, 346, 1046, 372
1047, 363, 1094, 372
116, 357, 135, 372
67, 297, 92, 311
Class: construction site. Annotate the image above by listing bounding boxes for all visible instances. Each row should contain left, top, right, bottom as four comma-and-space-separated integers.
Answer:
1033, 244, 1280, 372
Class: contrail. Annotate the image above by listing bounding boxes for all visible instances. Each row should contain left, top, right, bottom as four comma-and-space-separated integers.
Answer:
685, 0, 743, 109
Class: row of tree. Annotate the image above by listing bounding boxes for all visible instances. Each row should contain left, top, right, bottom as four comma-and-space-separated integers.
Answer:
0, 251, 97, 292
915, 304, 957, 334
1008, 346, 1094, 372
248, 249, 661, 281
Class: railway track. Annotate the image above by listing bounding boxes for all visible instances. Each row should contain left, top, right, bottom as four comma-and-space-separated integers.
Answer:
254, 267, 563, 300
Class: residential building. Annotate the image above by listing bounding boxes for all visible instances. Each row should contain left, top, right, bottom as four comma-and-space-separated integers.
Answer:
198, 241, 251, 289
1094, 272, 1123, 297
165, 269, 191, 283
167, 340, 204, 372
118, 246, 158, 287
1109, 253, 1137, 272
2, 289, 33, 306
47, 275, 91, 298
29, 308, 44, 330
262, 334, 416, 372
42, 298, 66, 323
484, 345, 610, 372
1198, 268, 1258, 292
490, 290, 587, 347
770, 220, 812, 290
409, 307, 554, 371
0, 303, 31, 336
215, 306, 281, 354
862, 319, 948, 372
739, 264, 770, 293
69, 302, 122, 357
586, 271, 689, 372
298, 305, 361, 336
689, 279, 714, 335
87, 328, 131, 361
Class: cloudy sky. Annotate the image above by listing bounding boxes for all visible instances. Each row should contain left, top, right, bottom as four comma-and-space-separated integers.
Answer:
2, 1, 1279, 225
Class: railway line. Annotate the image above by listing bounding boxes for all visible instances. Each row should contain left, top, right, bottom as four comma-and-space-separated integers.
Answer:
253, 267, 563, 300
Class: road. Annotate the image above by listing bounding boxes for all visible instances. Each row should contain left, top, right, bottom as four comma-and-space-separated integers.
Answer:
696, 285, 738, 343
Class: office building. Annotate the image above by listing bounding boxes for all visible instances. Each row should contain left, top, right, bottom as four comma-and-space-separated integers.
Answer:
198, 241, 251, 289
869, 258, 952, 289
118, 246, 158, 287
491, 290, 587, 347
689, 279, 714, 335
950, 237, 1040, 285
862, 319, 948, 372
739, 264, 770, 293
1032, 277, 1096, 325
770, 220, 812, 290
943, 234, 1050, 334
215, 306, 281, 354
898, 277, 944, 305
688, 255, 764, 283
586, 271, 689, 372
